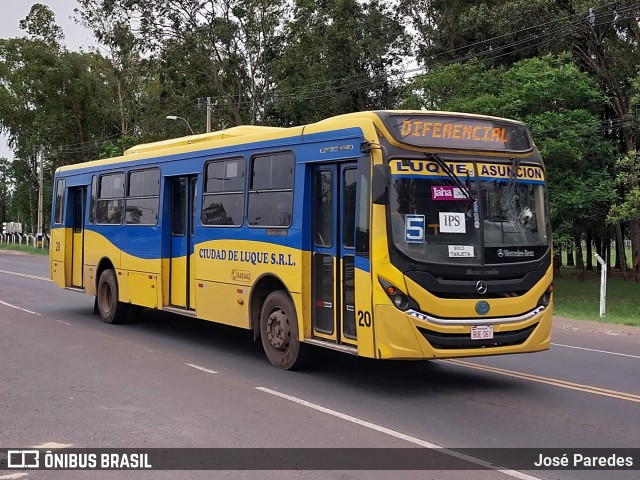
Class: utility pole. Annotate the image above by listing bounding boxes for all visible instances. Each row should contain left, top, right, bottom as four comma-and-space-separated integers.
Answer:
37, 147, 44, 249
206, 97, 212, 133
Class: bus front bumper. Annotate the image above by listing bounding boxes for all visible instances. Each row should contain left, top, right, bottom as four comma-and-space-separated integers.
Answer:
373, 301, 553, 360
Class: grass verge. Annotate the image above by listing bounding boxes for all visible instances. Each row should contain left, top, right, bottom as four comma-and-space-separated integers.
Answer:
0, 244, 49, 256
553, 275, 640, 327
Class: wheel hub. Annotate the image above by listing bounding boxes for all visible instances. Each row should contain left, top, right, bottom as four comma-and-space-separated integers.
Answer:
266, 308, 289, 350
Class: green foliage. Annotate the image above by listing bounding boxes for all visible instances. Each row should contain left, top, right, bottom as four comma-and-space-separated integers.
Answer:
98, 135, 137, 159
553, 277, 640, 326
404, 54, 617, 240
0, 244, 49, 256
266, 0, 408, 125
608, 152, 640, 224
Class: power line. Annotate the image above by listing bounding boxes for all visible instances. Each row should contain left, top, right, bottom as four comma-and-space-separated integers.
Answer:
29, 1, 640, 157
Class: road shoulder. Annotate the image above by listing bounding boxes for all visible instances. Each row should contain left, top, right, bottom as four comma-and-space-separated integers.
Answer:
553, 316, 640, 340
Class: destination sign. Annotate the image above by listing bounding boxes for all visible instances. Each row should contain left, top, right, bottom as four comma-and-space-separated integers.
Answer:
384, 115, 532, 152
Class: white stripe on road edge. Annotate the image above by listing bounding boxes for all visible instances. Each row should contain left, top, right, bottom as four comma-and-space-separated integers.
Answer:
0, 300, 40, 316
255, 386, 539, 480
552, 343, 640, 360
0, 269, 51, 282
0, 474, 29, 479
185, 363, 218, 374
56, 320, 71, 326
30, 443, 73, 449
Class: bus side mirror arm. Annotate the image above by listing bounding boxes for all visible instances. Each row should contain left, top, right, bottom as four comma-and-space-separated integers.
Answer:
372, 164, 390, 205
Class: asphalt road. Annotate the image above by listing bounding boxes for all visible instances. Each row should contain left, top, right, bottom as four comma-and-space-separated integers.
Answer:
0, 252, 638, 480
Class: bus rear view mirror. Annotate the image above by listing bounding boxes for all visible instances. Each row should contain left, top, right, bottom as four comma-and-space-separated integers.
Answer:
372, 164, 390, 205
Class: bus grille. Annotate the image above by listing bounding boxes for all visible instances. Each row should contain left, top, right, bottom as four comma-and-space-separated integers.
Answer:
416, 324, 537, 350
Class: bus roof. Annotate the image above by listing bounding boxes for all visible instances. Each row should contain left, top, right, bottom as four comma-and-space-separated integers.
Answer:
56, 110, 530, 174
123, 125, 285, 156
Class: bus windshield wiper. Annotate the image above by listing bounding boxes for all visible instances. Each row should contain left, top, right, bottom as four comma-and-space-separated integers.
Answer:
500, 156, 521, 218
425, 153, 474, 201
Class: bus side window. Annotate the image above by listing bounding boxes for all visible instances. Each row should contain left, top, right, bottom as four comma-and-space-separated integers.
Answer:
96, 173, 125, 225
247, 152, 294, 227
202, 158, 245, 226
89, 175, 96, 224
355, 156, 370, 256
125, 168, 160, 225
54, 178, 65, 224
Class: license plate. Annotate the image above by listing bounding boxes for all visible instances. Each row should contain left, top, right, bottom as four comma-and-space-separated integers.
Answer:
470, 325, 494, 340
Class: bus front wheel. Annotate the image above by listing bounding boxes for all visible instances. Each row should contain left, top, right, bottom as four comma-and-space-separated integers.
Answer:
260, 290, 308, 370
96, 269, 129, 324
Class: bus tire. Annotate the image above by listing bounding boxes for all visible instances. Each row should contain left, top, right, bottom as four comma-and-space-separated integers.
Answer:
96, 269, 129, 324
260, 290, 308, 370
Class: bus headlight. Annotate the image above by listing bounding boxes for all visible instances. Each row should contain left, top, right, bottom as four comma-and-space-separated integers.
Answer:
537, 284, 554, 307
378, 277, 419, 312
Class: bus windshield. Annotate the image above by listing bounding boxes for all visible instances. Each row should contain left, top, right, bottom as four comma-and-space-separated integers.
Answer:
389, 160, 549, 265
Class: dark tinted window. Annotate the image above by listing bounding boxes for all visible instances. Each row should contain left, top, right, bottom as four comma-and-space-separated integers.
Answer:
343, 168, 357, 248
97, 173, 124, 224
172, 179, 186, 235
99, 173, 125, 199
247, 152, 294, 227
73, 189, 83, 233
89, 176, 96, 224
54, 179, 65, 224
202, 194, 244, 226
247, 191, 293, 227
126, 169, 160, 225
126, 198, 159, 225
356, 156, 370, 256
202, 158, 245, 226
205, 158, 245, 193
96, 199, 123, 224
128, 169, 160, 197
314, 170, 332, 247
250, 153, 294, 190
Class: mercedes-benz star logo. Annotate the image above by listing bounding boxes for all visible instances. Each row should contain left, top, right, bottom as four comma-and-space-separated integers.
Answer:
476, 280, 488, 295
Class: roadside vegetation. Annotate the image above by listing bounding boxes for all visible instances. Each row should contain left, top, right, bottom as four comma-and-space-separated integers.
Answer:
553, 269, 640, 327
0, 244, 48, 256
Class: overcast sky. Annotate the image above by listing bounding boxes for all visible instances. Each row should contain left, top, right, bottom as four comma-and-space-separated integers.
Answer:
0, 0, 97, 162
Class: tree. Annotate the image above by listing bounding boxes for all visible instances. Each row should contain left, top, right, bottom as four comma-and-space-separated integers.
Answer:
0, 5, 123, 230
267, 0, 408, 126
76, 0, 146, 137
0, 158, 10, 226
403, 55, 618, 275
400, 0, 640, 276
77, 0, 290, 128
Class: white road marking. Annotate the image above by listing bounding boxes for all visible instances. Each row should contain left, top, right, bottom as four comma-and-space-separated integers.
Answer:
0, 269, 51, 282
185, 363, 218, 374
256, 386, 540, 480
552, 343, 640, 359
0, 300, 40, 316
30, 443, 73, 449
56, 320, 71, 326
0, 474, 29, 479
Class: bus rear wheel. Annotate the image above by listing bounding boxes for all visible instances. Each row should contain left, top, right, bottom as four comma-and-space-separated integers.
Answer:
96, 269, 129, 324
260, 290, 307, 370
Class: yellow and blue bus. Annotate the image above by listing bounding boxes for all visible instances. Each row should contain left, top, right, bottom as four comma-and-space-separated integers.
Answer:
50, 111, 553, 369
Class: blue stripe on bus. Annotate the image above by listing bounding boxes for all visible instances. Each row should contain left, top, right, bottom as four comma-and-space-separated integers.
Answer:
82, 225, 305, 259
354, 255, 371, 273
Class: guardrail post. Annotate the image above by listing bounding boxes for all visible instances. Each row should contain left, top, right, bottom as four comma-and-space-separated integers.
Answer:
594, 253, 607, 318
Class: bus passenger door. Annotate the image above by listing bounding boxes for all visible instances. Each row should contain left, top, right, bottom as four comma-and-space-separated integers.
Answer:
70, 186, 86, 288
311, 162, 358, 345
169, 176, 197, 310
